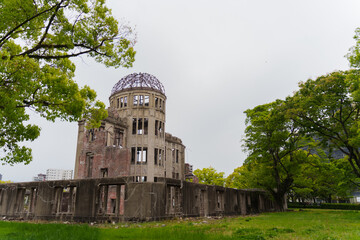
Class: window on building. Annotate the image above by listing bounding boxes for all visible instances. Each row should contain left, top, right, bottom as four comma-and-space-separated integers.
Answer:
172, 149, 175, 163
155, 121, 163, 137
159, 149, 162, 166
154, 177, 158, 182
159, 99, 162, 109
117, 98, 120, 108
124, 96, 128, 107
159, 122, 163, 137
145, 95, 149, 106
89, 129, 95, 141
131, 147, 136, 164
144, 118, 148, 135
100, 168, 108, 178
110, 199, 116, 213
143, 147, 148, 163
86, 153, 93, 178
133, 95, 138, 106
132, 118, 136, 135
132, 118, 147, 135
114, 129, 122, 147
105, 131, 108, 146
136, 147, 141, 163
155, 97, 158, 108
176, 173, 179, 179
120, 97, 124, 108
137, 147, 147, 164
155, 120, 158, 136
176, 150, 179, 163
154, 148, 158, 165
139, 95, 144, 106
135, 176, 147, 182
137, 118, 143, 134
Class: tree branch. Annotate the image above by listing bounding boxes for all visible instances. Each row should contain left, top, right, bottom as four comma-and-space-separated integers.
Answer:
0, 2, 60, 48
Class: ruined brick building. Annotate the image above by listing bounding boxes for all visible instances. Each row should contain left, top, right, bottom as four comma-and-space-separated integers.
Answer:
74, 73, 186, 182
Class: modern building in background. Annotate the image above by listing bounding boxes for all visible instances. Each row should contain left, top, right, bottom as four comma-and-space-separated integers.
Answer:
74, 73, 186, 182
32, 173, 46, 182
45, 169, 73, 181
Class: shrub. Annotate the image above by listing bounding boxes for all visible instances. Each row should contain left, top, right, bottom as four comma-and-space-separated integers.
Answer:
288, 202, 360, 210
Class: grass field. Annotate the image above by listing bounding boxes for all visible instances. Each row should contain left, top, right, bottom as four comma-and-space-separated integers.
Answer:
1, 209, 360, 239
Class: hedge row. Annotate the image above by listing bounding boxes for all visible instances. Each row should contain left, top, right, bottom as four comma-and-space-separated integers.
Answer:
288, 202, 360, 210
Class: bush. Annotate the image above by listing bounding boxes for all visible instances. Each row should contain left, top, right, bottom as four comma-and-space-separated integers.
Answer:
288, 202, 360, 210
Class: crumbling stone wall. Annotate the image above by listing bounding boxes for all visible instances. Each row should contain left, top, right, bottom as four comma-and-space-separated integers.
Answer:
75, 120, 130, 179
0, 178, 276, 222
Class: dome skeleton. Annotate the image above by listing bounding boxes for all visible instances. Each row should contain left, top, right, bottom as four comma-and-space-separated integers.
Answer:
111, 73, 166, 96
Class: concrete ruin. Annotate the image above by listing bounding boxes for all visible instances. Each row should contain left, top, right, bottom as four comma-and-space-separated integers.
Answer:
0, 73, 278, 222
0, 177, 275, 222
74, 73, 185, 182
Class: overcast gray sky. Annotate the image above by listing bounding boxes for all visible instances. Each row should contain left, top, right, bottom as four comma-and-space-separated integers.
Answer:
2, 0, 360, 182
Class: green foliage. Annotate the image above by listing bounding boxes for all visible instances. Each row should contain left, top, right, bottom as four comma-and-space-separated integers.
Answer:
347, 28, 360, 68
193, 167, 225, 186
225, 166, 251, 189
291, 154, 357, 202
288, 202, 360, 210
0, 0, 136, 165
287, 70, 360, 178
242, 100, 309, 210
0, 180, 12, 184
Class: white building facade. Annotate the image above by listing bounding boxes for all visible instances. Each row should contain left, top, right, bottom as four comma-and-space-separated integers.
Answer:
46, 169, 73, 181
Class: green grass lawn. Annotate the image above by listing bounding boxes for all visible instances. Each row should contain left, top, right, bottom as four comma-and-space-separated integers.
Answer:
1, 209, 360, 239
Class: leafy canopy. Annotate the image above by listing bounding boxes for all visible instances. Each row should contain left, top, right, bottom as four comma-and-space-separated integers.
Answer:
0, 0, 136, 165
243, 100, 309, 210
287, 70, 360, 177
193, 167, 225, 186
225, 166, 251, 189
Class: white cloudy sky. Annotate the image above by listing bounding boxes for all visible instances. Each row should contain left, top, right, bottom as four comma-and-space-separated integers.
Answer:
2, 0, 360, 182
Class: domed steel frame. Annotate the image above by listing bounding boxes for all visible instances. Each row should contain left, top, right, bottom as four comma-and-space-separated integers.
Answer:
111, 73, 165, 96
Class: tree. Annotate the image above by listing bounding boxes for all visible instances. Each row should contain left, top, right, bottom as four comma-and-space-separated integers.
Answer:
287, 70, 360, 178
243, 99, 309, 211
193, 167, 225, 186
0, 0, 136, 165
225, 166, 252, 189
0, 180, 12, 184
347, 28, 360, 68
291, 152, 357, 203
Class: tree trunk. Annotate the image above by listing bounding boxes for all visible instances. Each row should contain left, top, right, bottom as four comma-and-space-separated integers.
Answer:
272, 192, 286, 212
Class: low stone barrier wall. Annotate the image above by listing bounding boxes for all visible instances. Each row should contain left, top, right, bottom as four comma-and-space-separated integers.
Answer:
0, 177, 276, 222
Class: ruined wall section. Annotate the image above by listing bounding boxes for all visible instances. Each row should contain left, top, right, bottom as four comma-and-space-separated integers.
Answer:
165, 133, 185, 180
0, 178, 277, 222
75, 117, 130, 179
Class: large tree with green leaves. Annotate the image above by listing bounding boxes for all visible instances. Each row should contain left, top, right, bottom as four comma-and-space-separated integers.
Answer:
0, 0, 136, 165
193, 167, 225, 186
243, 100, 310, 211
225, 166, 252, 189
287, 70, 360, 178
